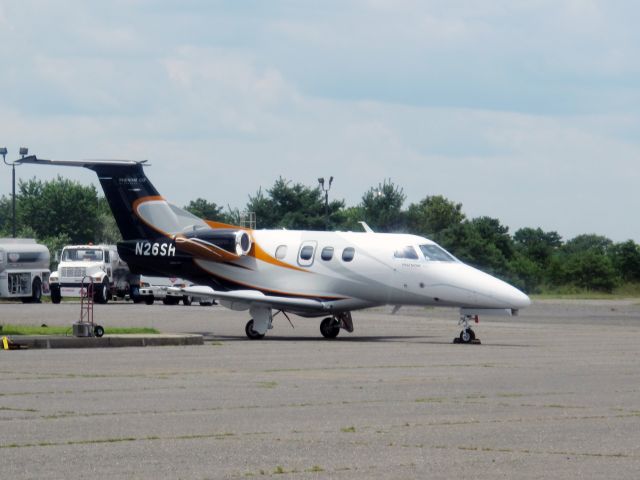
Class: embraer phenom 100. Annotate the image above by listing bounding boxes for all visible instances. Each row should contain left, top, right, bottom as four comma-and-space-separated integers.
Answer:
17, 156, 530, 343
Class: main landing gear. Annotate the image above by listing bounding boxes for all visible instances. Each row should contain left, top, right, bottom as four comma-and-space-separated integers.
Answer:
245, 319, 265, 340
454, 314, 481, 344
320, 312, 353, 339
243, 311, 355, 340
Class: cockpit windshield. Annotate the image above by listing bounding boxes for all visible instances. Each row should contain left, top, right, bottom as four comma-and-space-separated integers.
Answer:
393, 246, 419, 260
419, 244, 456, 262
62, 248, 104, 262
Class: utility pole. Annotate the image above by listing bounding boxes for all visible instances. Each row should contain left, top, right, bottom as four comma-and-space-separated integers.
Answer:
1, 147, 27, 238
317, 176, 333, 231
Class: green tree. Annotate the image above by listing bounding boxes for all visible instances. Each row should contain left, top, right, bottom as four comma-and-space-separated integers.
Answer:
513, 227, 562, 266
562, 250, 618, 292
406, 195, 465, 237
17, 176, 102, 244
562, 234, 613, 256
609, 240, 640, 282
184, 198, 225, 221
438, 217, 514, 278
0, 194, 12, 235
359, 179, 406, 232
95, 197, 122, 244
246, 178, 344, 230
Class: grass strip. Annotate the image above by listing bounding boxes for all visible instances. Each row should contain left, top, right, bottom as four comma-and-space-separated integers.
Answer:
0, 324, 159, 336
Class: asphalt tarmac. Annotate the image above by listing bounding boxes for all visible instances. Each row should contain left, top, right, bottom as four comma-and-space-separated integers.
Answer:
1, 299, 640, 479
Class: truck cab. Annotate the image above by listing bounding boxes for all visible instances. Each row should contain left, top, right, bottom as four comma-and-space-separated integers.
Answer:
50, 244, 137, 304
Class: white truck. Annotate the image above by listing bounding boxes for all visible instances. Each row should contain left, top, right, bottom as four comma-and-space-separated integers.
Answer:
138, 276, 198, 306
50, 244, 140, 304
0, 238, 50, 303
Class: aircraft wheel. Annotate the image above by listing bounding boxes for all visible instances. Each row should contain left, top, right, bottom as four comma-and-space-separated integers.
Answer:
182, 295, 192, 306
245, 319, 265, 340
320, 317, 340, 339
459, 328, 476, 344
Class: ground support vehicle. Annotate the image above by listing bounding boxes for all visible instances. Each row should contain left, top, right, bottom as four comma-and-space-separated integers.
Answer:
0, 238, 50, 303
50, 244, 140, 304
138, 276, 205, 306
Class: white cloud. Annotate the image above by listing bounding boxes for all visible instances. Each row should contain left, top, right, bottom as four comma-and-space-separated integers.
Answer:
1, 1, 639, 242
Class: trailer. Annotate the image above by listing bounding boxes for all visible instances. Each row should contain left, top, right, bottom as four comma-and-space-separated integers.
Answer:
0, 238, 50, 303
50, 244, 140, 304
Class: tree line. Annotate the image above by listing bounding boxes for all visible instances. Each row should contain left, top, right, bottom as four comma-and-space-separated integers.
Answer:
2, 176, 639, 294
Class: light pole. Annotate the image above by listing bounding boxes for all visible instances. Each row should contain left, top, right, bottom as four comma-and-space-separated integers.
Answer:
1, 147, 27, 238
317, 176, 333, 231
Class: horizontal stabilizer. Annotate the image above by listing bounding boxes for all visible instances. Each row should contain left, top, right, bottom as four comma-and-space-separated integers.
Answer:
15, 155, 150, 168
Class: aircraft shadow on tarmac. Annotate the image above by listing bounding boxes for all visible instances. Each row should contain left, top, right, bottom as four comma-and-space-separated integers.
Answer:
191, 332, 533, 347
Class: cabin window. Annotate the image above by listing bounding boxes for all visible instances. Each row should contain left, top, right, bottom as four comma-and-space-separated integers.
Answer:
104, 250, 110, 263
342, 247, 355, 262
300, 245, 314, 260
275, 245, 288, 259
419, 244, 456, 262
393, 246, 419, 260
321, 246, 334, 261
297, 241, 317, 267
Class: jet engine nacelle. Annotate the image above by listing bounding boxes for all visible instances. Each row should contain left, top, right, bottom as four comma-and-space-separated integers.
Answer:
184, 228, 253, 257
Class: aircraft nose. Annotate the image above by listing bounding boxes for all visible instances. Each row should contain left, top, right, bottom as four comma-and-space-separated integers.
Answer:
462, 264, 531, 310
505, 284, 531, 309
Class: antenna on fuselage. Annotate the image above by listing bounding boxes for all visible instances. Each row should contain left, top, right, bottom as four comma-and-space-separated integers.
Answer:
359, 221, 374, 233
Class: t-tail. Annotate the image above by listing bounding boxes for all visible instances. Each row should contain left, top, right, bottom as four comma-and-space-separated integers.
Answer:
16, 156, 210, 240
15, 156, 218, 278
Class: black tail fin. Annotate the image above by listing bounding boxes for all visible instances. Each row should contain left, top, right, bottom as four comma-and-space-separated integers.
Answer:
88, 161, 163, 240
16, 156, 207, 241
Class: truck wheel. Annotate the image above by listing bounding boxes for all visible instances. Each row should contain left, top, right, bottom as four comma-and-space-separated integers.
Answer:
51, 284, 61, 304
131, 286, 143, 303
182, 295, 192, 306
94, 279, 109, 304
144, 295, 155, 305
22, 278, 42, 303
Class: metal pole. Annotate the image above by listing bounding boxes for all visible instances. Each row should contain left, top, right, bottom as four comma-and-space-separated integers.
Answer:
11, 163, 15, 237
324, 190, 329, 231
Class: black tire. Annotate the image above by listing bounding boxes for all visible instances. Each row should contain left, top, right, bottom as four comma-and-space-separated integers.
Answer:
245, 319, 265, 340
320, 317, 340, 339
459, 328, 476, 343
199, 300, 213, 306
51, 284, 61, 304
163, 297, 178, 305
131, 287, 143, 303
21, 277, 43, 303
94, 325, 104, 337
144, 295, 155, 305
182, 295, 192, 306
31, 278, 42, 303
94, 279, 109, 304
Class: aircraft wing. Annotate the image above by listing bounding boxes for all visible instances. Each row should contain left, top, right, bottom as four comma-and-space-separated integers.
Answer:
176, 286, 330, 313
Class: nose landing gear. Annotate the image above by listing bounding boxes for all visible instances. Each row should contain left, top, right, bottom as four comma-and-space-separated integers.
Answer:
454, 314, 481, 344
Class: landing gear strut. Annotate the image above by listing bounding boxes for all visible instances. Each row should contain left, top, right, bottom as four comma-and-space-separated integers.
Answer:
454, 314, 481, 344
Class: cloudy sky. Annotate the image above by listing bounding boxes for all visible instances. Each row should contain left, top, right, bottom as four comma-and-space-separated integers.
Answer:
1, 1, 639, 241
